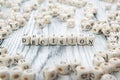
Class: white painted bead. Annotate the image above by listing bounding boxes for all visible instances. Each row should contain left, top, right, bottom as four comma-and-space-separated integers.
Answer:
70, 59, 81, 72
75, 66, 89, 80
31, 35, 39, 46
0, 54, 12, 67
67, 19, 75, 28
10, 66, 22, 80
57, 61, 70, 75
22, 34, 31, 45
12, 53, 23, 66
109, 58, 120, 72
0, 47, 7, 55
89, 66, 104, 80
101, 74, 117, 80
67, 34, 76, 45
100, 62, 114, 73
49, 34, 58, 46
57, 35, 67, 45
39, 35, 48, 46
77, 34, 86, 46
43, 66, 57, 80
18, 59, 30, 70
0, 66, 9, 80
86, 34, 95, 46
22, 69, 36, 80
93, 56, 105, 66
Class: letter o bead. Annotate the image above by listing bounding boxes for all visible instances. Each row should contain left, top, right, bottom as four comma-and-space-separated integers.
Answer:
22, 69, 36, 80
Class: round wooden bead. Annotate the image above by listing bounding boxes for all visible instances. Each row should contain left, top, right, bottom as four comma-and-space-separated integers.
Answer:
0, 66, 9, 80
43, 66, 57, 80
100, 62, 114, 73
43, 15, 52, 24
89, 66, 104, 80
77, 34, 86, 46
31, 35, 39, 46
39, 35, 48, 46
102, 26, 111, 36
93, 56, 105, 66
101, 74, 117, 80
22, 69, 36, 80
56, 61, 70, 75
18, 59, 30, 70
67, 19, 75, 28
109, 58, 120, 72
17, 18, 26, 27
57, 35, 67, 45
67, 34, 76, 46
22, 34, 31, 45
0, 46, 7, 55
49, 34, 58, 46
75, 66, 89, 80
10, 66, 22, 80
92, 25, 102, 34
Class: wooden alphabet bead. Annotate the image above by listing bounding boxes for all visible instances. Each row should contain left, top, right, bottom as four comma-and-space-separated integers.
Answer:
94, 51, 107, 61
18, 59, 30, 70
17, 18, 26, 27
43, 66, 57, 80
86, 34, 95, 46
9, 21, 19, 31
10, 66, 22, 80
81, 22, 92, 31
75, 66, 89, 80
102, 26, 111, 36
100, 62, 114, 73
89, 66, 104, 80
101, 74, 117, 80
49, 34, 58, 46
67, 34, 76, 46
22, 69, 36, 80
108, 43, 119, 50
0, 66, 9, 80
0, 46, 7, 55
43, 15, 52, 24
22, 34, 31, 45
57, 35, 67, 46
57, 61, 70, 75
77, 34, 86, 46
92, 25, 102, 34
109, 58, 120, 72
31, 35, 39, 46
0, 30, 8, 39
93, 56, 105, 66
39, 35, 48, 46
67, 19, 75, 28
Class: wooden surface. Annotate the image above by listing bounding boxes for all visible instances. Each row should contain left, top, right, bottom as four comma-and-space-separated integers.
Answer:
1, 0, 120, 80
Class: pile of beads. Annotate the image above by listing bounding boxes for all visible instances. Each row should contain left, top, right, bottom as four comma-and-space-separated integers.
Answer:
22, 34, 95, 46
0, 46, 36, 80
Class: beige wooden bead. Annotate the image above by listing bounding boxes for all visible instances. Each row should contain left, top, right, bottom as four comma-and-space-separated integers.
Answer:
93, 56, 105, 66
108, 43, 119, 50
67, 19, 75, 28
18, 59, 30, 70
0, 66, 9, 80
89, 66, 104, 80
22, 34, 31, 45
86, 34, 95, 46
57, 35, 67, 46
49, 34, 58, 46
102, 26, 111, 36
101, 74, 117, 80
77, 34, 86, 46
31, 35, 39, 46
100, 62, 114, 73
0, 47, 7, 55
43, 66, 57, 80
57, 61, 70, 75
94, 51, 107, 61
67, 34, 77, 45
109, 58, 120, 71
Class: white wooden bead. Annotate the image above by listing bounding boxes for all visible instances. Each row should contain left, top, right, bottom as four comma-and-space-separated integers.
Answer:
92, 25, 102, 34
22, 34, 31, 45
49, 34, 58, 46
81, 22, 91, 31
17, 18, 26, 27
70, 59, 81, 72
108, 43, 119, 50
100, 62, 114, 73
57, 35, 67, 45
102, 26, 111, 36
106, 50, 119, 60
57, 61, 70, 75
67, 19, 75, 28
0, 47, 7, 55
23, 13, 30, 21
31, 35, 39, 46
3, 26, 12, 35
77, 34, 86, 46
75, 66, 89, 80
109, 58, 120, 72
43, 15, 52, 24
0, 54, 12, 67
12, 53, 23, 66
67, 34, 76, 45
39, 35, 48, 46
89, 66, 104, 80
18, 59, 30, 70
94, 51, 107, 61
93, 56, 105, 66
10, 66, 22, 80
0, 66, 9, 80
108, 37, 118, 44
0, 30, 8, 39
43, 66, 57, 80
22, 69, 36, 80
101, 74, 117, 80
86, 35, 95, 46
